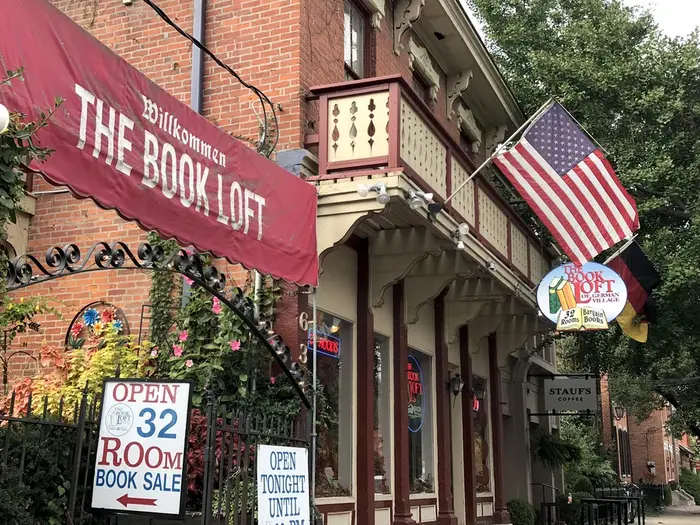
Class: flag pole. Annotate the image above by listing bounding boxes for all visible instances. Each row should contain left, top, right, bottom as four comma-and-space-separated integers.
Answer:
603, 234, 638, 265
433, 97, 555, 214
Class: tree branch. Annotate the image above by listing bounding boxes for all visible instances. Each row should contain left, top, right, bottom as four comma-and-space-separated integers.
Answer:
656, 390, 700, 440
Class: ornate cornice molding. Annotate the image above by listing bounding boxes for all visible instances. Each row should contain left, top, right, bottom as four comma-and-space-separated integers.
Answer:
456, 104, 482, 152
361, 0, 386, 29
408, 37, 440, 103
393, 0, 425, 55
485, 124, 508, 155
446, 69, 473, 121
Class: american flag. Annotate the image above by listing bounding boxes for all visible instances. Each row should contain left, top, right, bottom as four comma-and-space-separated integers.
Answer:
493, 102, 639, 266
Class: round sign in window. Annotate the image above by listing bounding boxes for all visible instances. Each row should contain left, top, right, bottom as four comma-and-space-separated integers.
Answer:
407, 354, 425, 433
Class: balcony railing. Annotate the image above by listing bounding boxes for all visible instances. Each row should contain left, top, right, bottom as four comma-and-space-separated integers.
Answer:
307, 75, 550, 287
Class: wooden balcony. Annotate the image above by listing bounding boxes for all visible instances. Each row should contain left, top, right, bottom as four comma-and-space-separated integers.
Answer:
307, 75, 551, 287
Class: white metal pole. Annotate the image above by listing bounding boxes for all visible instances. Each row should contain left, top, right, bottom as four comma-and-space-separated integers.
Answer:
442, 97, 555, 207
311, 287, 318, 500
603, 235, 638, 265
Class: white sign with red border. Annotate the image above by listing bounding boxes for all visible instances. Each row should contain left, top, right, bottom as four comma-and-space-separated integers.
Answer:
91, 379, 192, 516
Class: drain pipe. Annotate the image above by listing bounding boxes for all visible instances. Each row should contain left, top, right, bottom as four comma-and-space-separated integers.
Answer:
182, 0, 206, 307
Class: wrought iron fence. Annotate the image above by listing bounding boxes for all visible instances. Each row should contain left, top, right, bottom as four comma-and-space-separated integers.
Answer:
0, 387, 309, 525
0, 387, 104, 525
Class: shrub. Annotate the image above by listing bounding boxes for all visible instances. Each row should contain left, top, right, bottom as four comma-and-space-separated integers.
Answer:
680, 468, 700, 502
507, 499, 536, 525
663, 484, 673, 506
573, 476, 594, 495
557, 492, 592, 525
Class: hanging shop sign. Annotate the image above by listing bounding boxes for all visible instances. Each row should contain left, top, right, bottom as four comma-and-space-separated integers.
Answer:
257, 445, 310, 525
306, 329, 341, 359
543, 377, 597, 412
92, 379, 192, 517
0, 0, 318, 286
407, 355, 425, 433
536, 262, 627, 332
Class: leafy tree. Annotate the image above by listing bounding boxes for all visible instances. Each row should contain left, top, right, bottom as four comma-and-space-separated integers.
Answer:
468, 0, 700, 437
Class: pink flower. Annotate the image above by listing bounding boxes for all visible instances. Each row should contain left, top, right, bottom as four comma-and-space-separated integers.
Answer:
270, 377, 276, 385
230, 340, 241, 352
184, 276, 194, 286
178, 330, 188, 342
186, 359, 194, 368
173, 345, 183, 357
212, 297, 222, 315
150, 349, 158, 358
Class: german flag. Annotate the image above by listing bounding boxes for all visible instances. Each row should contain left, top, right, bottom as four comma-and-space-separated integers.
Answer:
607, 242, 660, 343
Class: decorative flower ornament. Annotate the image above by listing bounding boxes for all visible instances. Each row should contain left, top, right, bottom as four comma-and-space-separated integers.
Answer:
100, 308, 116, 323
70, 322, 84, 337
83, 308, 99, 326
112, 319, 123, 332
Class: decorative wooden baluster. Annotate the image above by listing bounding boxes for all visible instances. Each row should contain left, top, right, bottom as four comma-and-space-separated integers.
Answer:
349, 101, 358, 155
331, 104, 340, 157
367, 98, 376, 155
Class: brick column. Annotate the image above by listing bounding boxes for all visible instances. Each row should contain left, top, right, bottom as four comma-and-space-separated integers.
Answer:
357, 238, 375, 525
459, 326, 477, 525
393, 280, 415, 525
435, 292, 457, 525
488, 333, 510, 524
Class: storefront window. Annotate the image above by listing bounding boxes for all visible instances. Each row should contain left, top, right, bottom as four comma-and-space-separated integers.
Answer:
373, 335, 391, 494
473, 375, 491, 492
408, 350, 434, 493
313, 311, 353, 497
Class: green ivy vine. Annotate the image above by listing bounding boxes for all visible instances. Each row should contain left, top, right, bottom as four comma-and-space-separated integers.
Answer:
146, 231, 179, 351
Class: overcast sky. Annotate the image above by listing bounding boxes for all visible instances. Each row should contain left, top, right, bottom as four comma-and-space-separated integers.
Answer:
463, 0, 700, 38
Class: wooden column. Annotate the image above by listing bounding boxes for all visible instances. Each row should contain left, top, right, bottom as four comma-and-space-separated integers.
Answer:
459, 326, 477, 525
393, 280, 415, 525
357, 238, 375, 525
488, 333, 510, 524
435, 292, 458, 525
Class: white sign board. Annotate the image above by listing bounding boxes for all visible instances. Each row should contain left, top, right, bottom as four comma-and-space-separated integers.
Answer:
544, 378, 597, 412
92, 379, 192, 516
536, 262, 627, 331
257, 445, 310, 525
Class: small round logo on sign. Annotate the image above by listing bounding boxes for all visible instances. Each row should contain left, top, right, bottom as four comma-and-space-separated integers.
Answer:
105, 403, 134, 437
536, 262, 628, 331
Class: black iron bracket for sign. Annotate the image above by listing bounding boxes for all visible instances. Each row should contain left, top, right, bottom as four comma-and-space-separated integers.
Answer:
527, 373, 595, 379
6, 241, 311, 408
528, 409, 596, 417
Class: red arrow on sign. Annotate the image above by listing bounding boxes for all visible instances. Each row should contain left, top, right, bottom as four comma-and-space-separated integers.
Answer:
117, 494, 158, 508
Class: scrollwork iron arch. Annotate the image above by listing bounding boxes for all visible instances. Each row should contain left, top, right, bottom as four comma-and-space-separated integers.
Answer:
6, 241, 311, 407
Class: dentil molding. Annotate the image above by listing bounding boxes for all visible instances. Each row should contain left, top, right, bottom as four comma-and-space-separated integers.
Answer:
393, 0, 426, 55
408, 37, 440, 103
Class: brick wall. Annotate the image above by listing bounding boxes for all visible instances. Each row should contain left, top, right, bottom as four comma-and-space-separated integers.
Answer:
628, 409, 670, 484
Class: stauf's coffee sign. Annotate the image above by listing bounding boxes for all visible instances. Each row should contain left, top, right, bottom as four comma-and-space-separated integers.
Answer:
407, 355, 424, 433
0, 0, 318, 286
543, 378, 597, 412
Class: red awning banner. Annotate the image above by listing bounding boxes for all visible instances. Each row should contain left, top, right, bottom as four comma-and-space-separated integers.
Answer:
0, 0, 318, 286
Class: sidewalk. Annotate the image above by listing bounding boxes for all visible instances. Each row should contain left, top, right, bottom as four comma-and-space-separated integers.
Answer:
650, 506, 700, 524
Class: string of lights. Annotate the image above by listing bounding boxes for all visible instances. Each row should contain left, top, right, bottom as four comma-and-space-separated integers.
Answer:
141, 0, 279, 156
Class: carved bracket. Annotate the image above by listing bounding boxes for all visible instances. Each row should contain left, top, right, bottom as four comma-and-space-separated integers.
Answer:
457, 104, 483, 154
445, 277, 506, 343
371, 227, 448, 307
394, 0, 425, 55
408, 37, 440, 102
360, 0, 386, 29
485, 124, 508, 155
404, 251, 478, 324
446, 70, 473, 121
